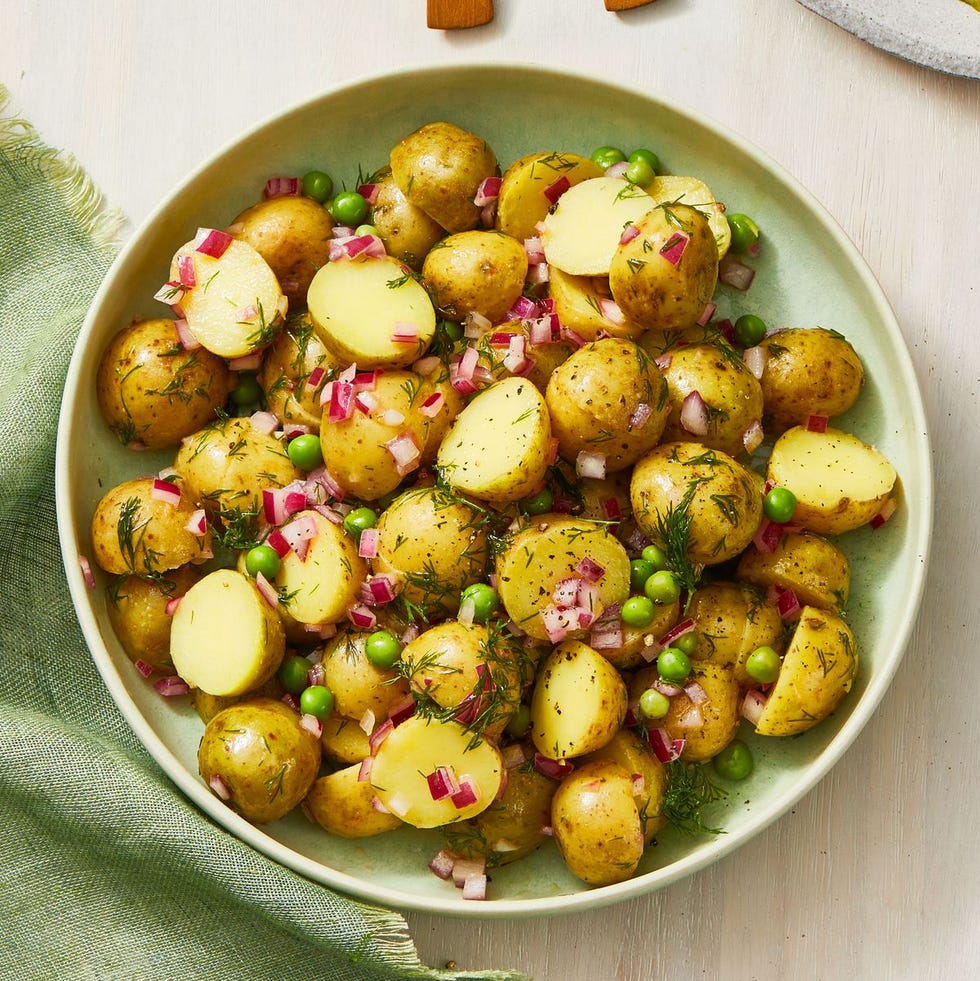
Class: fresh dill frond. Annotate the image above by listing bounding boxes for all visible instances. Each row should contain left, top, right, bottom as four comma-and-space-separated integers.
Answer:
661, 760, 728, 835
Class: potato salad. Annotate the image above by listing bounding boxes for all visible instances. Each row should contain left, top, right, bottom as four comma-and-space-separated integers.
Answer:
88, 122, 899, 898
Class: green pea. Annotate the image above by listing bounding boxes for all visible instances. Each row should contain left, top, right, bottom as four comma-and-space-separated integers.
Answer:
621, 595, 655, 629
734, 313, 767, 348
287, 433, 323, 471
441, 319, 464, 343
644, 570, 680, 605
638, 687, 671, 720
673, 632, 698, 656
591, 145, 627, 170
245, 543, 281, 580
628, 148, 661, 174
763, 486, 797, 524
624, 157, 655, 189
713, 739, 754, 780
365, 630, 402, 669
278, 654, 311, 695
657, 646, 691, 683
520, 487, 554, 516
343, 506, 378, 539
630, 558, 657, 593
302, 169, 334, 203
330, 190, 369, 226
460, 582, 500, 622
231, 372, 262, 406
354, 223, 379, 238
745, 645, 781, 684
299, 684, 334, 721
505, 704, 532, 739
727, 213, 760, 254
640, 544, 668, 570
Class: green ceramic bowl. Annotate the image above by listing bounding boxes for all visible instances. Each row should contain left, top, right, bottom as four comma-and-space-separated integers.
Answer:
56, 65, 932, 916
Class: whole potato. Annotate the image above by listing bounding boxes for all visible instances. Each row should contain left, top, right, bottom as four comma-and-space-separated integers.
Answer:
231, 194, 334, 307
369, 167, 444, 268
198, 698, 321, 824
546, 337, 670, 472
759, 327, 865, 431
630, 441, 764, 567
389, 121, 498, 234
547, 266, 645, 342
90, 477, 212, 576
305, 765, 402, 838
422, 230, 528, 323
659, 342, 764, 457
320, 629, 412, 725
551, 759, 645, 886
96, 318, 234, 449
609, 202, 718, 332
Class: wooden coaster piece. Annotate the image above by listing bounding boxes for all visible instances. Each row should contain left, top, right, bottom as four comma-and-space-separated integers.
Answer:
427, 0, 495, 29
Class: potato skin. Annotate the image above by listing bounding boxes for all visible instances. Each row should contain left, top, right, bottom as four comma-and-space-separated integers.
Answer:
760, 328, 865, 431
390, 121, 498, 234
551, 760, 644, 885
320, 629, 412, 725
369, 168, 444, 268
198, 698, 321, 824
305, 765, 402, 838
231, 195, 334, 308
609, 202, 719, 332
422, 230, 528, 323
96, 318, 234, 449
546, 337, 670, 472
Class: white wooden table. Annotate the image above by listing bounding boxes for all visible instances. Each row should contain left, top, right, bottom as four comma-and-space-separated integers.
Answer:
5, 2, 978, 977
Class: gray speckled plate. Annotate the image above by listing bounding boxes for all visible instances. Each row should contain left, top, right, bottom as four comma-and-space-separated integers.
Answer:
798, 0, 980, 78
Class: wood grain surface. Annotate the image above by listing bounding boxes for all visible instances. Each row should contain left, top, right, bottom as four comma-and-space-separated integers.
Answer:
4, 1, 978, 978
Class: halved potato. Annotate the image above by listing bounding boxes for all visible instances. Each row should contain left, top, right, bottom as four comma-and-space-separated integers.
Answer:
547, 266, 645, 341
648, 174, 731, 257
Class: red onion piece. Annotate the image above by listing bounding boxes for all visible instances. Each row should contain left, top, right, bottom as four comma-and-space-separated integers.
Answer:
697, 302, 716, 327
648, 727, 683, 763
659, 232, 689, 266
718, 254, 755, 291
620, 223, 641, 246
462, 874, 487, 901
134, 659, 154, 679
654, 353, 672, 371
742, 344, 768, 379
753, 517, 783, 554
358, 708, 376, 736
743, 419, 765, 454
79, 555, 97, 590
299, 714, 323, 738
427, 764, 461, 802
254, 572, 279, 609
776, 586, 802, 622
176, 253, 196, 288
533, 753, 574, 781
265, 528, 290, 559
153, 676, 190, 698
679, 390, 710, 436
683, 680, 709, 705
173, 319, 200, 351
369, 719, 393, 755
150, 478, 181, 507
263, 176, 300, 199
629, 402, 652, 430
428, 849, 456, 880
473, 176, 502, 206
543, 175, 571, 204
870, 498, 898, 529
450, 777, 479, 809
164, 597, 181, 617
659, 617, 696, 648
348, 605, 377, 630
524, 235, 546, 264
208, 773, 231, 801
575, 556, 605, 582
806, 414, 829, 433
605, 160, 628, 178
195, 228, 234, 258
741, 689, 768, 725
419, 392, 444, 418
598, 297, 625, 326
387, 696, 416, 727
305, 366, 326, 390
357, 756, 374, 783
356, 182, 379, 205
391, 321, 419, 344
357, 527, 379, 559
248, 410, 278, 435
328, 381, 355, 422
576, 450, 606, 480
384, 432, 421, 476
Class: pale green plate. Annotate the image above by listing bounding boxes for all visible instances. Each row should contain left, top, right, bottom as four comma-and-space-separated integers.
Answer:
56, 65, 932, 917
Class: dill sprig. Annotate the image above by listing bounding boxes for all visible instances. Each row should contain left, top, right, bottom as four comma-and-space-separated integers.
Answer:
653, 479, 706, 602
661, 760, 728, 835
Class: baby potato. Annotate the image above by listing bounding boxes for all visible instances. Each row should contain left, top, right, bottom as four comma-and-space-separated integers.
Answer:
320, 628, 412, 725
96, 318, 234, 449
495, 150, 603, 243
422, 230, 528, 323
647, 174, 731, 258
594, 599, 680, 671
443, 764, 557, 866
473, 325, 574, 395
105, 564, 202, 671
389, 121, 498, 234
547, 266, 645, 342
759, 328, 865, 431
609, 202, 719, 332
530, 640, 628, 760
319, 369, 430, 500
415, 363, 466, 465
630, 441, 764, 567
766, 425, 897, 535
305, 765, 402, 838
436, 376, 551, 503
686, 581, 785, 687
170, 569, 286, 697
754, 606, 858, 736
658, 662, 741, 762
198, 697, 321, 824
258, 314, 340, 431
369, 167, 444, 268
90, 477, 212, 576
736, 530, 850, 611
546, 337, 670, 472
659, 342, 764, 458
576, 469, 634, 525
320, 713, 372, 765
551, 759, 644, 886
230, 194, 335, 308
174, 416, 300, 515
191, 675, 284, 725
307, 254, 436, 369
495, 514, 631, 643
373, 484, 489, 621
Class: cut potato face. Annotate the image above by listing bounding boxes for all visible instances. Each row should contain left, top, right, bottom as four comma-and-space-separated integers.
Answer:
547, 266, 645, 341
766, 425, 897, 534
530, 641, 628, 760
369, 715, 504, 828
170, 569, 285, 696
169, 234, 284, 358
307, 254, 436, 368
436, 376, 552, 502
540, 176, 656, 276
648, 174, 731, 257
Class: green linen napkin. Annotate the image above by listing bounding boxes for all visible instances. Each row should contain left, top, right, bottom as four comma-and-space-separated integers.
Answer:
0, 86, 528, 981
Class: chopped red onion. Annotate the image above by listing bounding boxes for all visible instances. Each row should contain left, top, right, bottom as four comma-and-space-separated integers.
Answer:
248, 410, 279, 435
150, 478, 181, 507
265, 528, 291, 558
743, 344, 768, 379
208, 773, 231, 801
741, 689, 768, 725
173, 318, 199, 350
718, 254, 755, 291
680, 390, 710, 436
195, 228, 234, 258
562, 327, 587, 348
684, 680, 709, 705
79, 555, 96, 590
743, 419, 765, 454
575, 556, 605, 582
598, 297, 625, 326
230, 352, 263, 372
300, 713, 323, 738
652, 678, 682, 697
806, 414, 829, 433
391, 321, 419, 344
254, 572, 279, 609
620, 223, 640, 246
457, 595, 476, 626
153, 675, 190, 698
450, 346, 481, 394
648, 728, 683, 763
552, 577, 581, 609
473, 176, 502, 206
384, 432, 421, 476
357, 756, 374, 783
413, 355, 441, 376
348, 605, 377, 630
753, 517, 783, 554
540, 604, 574, 643
776, 586, 802, 621
533, 753, 574, 781
164, 596, 181, 617
356, 182, 379, 205
305, 366, 326, 390
387, 696, 416, 727
659, 232, 689, 266
629, 402, 653, 430
602, 497, 622, 522
524, 235, 546, 264
605, 160, 629, 178
354, 391, 378, 415
263, 176, 300, 199
576, 450, 606, 479
357, 527, 379, 559
870, 498, 898, 529
176, 253, 197, 288
463, 311, 493, 339
428, 849, 456, 880
359, 708, 377, 736
462, 874, 487, 901
426, 764, 461, 802
659, 617, 696, 648
419, 392, 445, 418
654, 353, 672, 371
543, 175, 571, 204
328, 381, 355, 422
369, 718, 394, 755
452, 856, 486, 889
697, 302, 717, 327
451, 777, 479, 809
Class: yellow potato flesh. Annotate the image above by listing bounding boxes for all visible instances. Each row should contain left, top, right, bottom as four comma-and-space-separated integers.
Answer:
171, 237, 284, 358
767, 426, 897, 534
648, 175, 731, 257
307, 254, 436, 368
369, 715, 503, 828
170, 569, 285, 696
